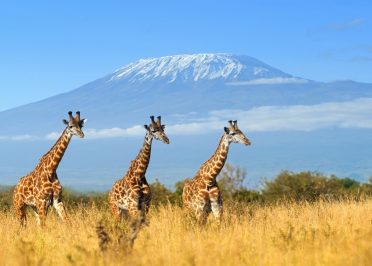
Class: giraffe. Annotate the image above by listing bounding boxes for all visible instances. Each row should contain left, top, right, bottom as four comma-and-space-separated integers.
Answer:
108, 116, 169, 244
182, 120, 251, 224
12, 111, 86, 227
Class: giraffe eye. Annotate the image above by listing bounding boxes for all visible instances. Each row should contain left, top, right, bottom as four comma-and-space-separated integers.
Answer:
230, 132, 236, 136
69, 125, 73, 129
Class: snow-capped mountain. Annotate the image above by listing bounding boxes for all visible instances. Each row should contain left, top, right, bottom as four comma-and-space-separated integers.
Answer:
1, 53, 372, 190
108, 53, 293, 83
0, 53, 371, 134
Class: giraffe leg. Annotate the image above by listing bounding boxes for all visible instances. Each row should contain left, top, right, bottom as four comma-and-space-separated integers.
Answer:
195, 190, 212, 225
209, 187, 223, 222
31, 206, 41, 226
15, 203, 27, 227
129, 212, 141, 248
127, 203, 146, 247
13, 188, 26, 227
36, 200, 47, 226
141, 178, 152, 214
52, 179, 69, 222
195, 206, 208, 226
110, 202, 122, 221
108, 192, 122, 221
138, 201, 147, 226
13, 188, 27, 227
53, 198, 69, 222
181, 180, 192, 209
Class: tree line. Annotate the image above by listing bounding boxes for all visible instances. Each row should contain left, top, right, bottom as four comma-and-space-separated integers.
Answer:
1, 164, 372, 212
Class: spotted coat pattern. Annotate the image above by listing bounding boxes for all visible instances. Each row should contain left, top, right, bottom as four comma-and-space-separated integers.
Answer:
108, 116, 169, 223
12, 112, 85, 226
182, 121, 251, 224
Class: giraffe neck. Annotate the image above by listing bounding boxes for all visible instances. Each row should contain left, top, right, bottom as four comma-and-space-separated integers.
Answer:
197, 134, 230, 182
132, 132, 153, 178
37, 128, 72, 173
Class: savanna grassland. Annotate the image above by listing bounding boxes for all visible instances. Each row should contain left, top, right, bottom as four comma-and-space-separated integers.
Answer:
0, 199, 371, 266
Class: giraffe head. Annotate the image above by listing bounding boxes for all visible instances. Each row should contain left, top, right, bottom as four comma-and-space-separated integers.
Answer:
224, 120, 251, 146
62, 111, 86, 138
144, 116, 170, 144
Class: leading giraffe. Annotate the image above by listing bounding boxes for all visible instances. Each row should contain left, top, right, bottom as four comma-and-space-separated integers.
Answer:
182, 120, 251, 224
13, 111, 86, 226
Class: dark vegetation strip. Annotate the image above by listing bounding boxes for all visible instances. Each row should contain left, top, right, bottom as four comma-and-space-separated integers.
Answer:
1, 164, 372, 212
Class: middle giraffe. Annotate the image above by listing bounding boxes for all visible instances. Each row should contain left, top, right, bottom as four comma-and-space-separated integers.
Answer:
182, 120, 251, 224
108, 116, 169, 226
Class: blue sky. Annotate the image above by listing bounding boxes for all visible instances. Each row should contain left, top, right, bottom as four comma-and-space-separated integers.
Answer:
0, 0, 371, 111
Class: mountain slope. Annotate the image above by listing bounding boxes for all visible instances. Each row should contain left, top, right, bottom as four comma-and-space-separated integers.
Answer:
1, 53, 372, 135
1, 53, 372, 189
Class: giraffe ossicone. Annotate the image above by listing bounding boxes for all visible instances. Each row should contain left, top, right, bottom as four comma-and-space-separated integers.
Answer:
12, 111, 86, 227
182, 120, 251, 224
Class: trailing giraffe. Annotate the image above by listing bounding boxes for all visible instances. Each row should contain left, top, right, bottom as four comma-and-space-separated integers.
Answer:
182, 120, 251, 224
108, 116, 169, 245
12, 111, 86, 226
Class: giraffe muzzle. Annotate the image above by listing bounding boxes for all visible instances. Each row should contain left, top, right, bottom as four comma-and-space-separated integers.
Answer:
244, 139, 251, 146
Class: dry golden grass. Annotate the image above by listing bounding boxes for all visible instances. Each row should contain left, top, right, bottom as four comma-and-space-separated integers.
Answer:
0, 200, 372, 266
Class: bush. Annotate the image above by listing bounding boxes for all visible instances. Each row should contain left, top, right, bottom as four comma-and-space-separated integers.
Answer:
0, 186, 13, 212
261, 171, 366, 202
231, 188, 262, 203
150, 179, 180, 206
61, 188, 107, 209
218, 163, 262, 203
174, 179, 186, 199
218, 163, 246, 198
1, 169, 372, 211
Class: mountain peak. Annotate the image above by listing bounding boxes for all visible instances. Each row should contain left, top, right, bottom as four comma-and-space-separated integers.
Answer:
108, 53, 292, 83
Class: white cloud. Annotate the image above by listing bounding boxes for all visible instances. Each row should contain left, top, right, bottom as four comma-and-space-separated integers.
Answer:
209, 98, 372, 131
11, 135, 35, 141
324, 18, 364, 30
84, 125, 144, 139
45, 132, 61, 140
0, 134, 37, 141
115, 97, 372, 135
227, 77, 309, 86
166, 122, 221, 135
3, 98, 372, 141
44, 125, 145, 140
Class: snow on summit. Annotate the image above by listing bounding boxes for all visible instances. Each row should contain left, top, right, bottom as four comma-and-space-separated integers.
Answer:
109, 53, 293, 83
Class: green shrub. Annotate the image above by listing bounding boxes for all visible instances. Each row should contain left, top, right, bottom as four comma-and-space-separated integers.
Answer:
261, 171, 367, 202
1, 169, 372, 211
150, 179, 180, 206
0, 186, 13, 212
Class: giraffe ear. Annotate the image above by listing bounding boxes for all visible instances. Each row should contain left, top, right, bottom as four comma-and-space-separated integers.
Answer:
63, 119, 69, 125
144, 125, 149, 130
224, 127, 230, 134
79, 119, 87, 127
